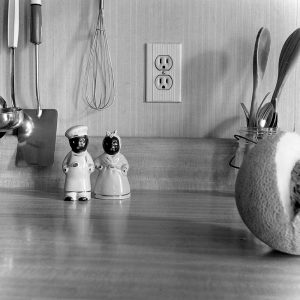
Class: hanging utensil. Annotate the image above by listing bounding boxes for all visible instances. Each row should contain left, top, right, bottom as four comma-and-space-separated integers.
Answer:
83, 0, 115, 110
248, 27, 271, 127
8, 0, 19, 108
4, 0, 28, 133
16, 0, 58, 167
0, 0, 31, 139
6, 0, 24, 129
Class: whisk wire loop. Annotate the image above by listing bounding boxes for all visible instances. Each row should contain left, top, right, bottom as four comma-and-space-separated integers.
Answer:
83, 0, 115, 111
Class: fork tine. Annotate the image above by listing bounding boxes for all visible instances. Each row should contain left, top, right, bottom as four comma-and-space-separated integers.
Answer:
256, 92, 271, 121
257, 103, 273, 128
240, 103, 249, 125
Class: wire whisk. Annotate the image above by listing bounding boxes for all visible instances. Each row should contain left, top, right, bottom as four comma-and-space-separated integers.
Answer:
83, 0, 115, 111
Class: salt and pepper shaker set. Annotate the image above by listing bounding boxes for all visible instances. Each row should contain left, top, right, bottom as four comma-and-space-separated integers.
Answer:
62, 125, 130, 201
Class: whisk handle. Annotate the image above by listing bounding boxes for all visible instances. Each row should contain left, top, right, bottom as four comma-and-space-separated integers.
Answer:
99, 0, 104, 10
30, 0, 42, 45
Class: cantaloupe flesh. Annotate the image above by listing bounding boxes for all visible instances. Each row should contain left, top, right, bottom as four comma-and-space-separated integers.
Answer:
275, 132, 300, 220
290, 162, 300, 215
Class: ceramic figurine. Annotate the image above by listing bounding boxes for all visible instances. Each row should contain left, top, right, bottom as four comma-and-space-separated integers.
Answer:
94, 130, 130, 200
62, 125, 95, 201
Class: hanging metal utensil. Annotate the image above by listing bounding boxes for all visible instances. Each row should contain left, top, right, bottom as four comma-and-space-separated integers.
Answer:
7, 0, 24, 128
83, 0, 115, 110
4, 0, 27, 133
8, 0, 19, 108
0, 0, 32, 139
16, 0, 58, 167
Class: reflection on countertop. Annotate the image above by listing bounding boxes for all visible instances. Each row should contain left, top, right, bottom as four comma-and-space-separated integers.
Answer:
0, 189, 298, 300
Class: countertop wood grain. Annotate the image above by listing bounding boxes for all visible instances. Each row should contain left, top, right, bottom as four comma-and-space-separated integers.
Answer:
0, 189, 299, 300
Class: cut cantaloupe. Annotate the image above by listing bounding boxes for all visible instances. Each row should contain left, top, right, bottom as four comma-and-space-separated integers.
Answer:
235, 131, 300, 254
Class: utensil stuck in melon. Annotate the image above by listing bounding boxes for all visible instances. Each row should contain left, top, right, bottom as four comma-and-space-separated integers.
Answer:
235, 131, 300, 255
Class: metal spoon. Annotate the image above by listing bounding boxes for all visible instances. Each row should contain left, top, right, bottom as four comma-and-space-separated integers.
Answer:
256, 102, 275, 128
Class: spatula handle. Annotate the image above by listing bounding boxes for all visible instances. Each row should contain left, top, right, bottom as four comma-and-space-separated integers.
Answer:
30, 0, 42, 45
8, 0, 19, 48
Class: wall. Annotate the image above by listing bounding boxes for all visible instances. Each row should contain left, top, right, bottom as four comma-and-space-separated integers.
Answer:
0, 0, 299, 138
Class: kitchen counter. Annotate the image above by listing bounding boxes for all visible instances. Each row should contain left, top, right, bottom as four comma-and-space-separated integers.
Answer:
1, 189, 299, 300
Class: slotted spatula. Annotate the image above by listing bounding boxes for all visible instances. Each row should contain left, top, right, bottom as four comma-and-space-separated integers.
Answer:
16, 0, 57, 167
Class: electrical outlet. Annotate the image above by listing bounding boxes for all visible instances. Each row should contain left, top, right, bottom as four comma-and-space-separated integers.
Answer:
155, 75, 173, 90
146, 43, 182, 103
155, 55, 173, 71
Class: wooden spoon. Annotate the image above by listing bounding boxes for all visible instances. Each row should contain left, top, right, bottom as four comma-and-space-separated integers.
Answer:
259, 28, 300, 128
271, 28, 300, 110
248, 27, 271, 127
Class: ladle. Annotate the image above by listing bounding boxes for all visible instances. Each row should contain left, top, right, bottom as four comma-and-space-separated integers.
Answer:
17, 112, 34, 143
0, 0, 23, 135
0, 98, 33, 140
0, 0, 33, 139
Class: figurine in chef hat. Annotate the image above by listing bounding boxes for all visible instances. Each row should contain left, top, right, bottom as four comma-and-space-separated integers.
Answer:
94, 130, 130, 200
62, 125, 95, 201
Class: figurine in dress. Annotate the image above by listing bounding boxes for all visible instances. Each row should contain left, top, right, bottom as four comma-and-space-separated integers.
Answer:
62, 125, 95, 201
94, 130, 130, 200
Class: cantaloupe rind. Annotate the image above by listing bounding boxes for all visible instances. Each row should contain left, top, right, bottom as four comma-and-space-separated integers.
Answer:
235, 131, 300, 254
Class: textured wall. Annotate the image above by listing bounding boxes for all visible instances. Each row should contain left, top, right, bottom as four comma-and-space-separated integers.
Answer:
0, 0, 299, 138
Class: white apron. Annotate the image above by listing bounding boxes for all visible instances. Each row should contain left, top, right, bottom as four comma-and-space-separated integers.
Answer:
94, 152, 130, 199
63, 151, 94, 192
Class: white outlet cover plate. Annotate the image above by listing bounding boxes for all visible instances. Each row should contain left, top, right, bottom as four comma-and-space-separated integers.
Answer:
146, 43, 182, 103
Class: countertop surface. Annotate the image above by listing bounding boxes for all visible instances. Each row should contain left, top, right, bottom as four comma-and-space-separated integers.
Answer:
0, 189, 299, 300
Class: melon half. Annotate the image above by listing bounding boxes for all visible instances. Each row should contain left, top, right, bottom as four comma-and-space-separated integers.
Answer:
235, 131, 300, 254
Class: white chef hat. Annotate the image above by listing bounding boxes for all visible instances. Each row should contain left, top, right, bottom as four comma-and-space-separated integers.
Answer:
65, 125, 88, 139
31, 0, 42, 4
